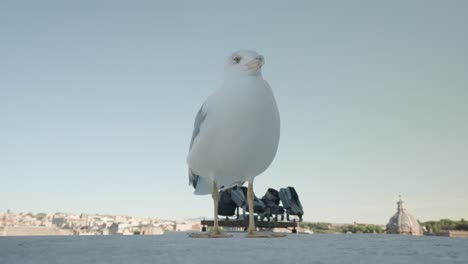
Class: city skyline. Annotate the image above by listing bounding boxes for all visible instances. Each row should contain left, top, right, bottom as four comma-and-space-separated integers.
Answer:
1, 1, 467, 224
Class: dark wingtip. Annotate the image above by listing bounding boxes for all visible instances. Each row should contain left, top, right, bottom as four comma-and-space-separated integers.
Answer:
188, 169, 199, 189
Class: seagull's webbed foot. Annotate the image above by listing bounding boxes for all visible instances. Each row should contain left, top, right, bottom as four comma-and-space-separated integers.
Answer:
190, 180, 233, 238
209, 226, 232, 237
208, 230, 233, 238
246, 228, 287, 238
189, 228, 233, 238
245, 181, 286, 238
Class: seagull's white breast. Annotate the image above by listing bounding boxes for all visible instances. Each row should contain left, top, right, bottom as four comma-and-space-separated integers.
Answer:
188, 77, 280, 188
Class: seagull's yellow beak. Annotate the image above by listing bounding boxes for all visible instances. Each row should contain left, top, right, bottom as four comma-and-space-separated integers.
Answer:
246, 58, 264, 71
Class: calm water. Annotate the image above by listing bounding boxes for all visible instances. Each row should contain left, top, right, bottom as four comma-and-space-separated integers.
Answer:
1, 232, 467, 264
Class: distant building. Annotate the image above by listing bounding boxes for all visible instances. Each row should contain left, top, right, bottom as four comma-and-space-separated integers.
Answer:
108, 223, 120, 235
175, 222, 195, 232
139, 225, 164, 235
386, 195, 422, 235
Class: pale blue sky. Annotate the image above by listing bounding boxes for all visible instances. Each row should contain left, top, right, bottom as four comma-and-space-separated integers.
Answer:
1, 0, 467, 224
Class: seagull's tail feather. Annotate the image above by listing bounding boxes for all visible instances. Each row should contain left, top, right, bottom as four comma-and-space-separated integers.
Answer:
189, 168, 212, 195
219, 181, 245, 191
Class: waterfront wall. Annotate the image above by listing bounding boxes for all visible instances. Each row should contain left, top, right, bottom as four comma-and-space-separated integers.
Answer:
1, 226, 73, 236
436, 230, 468, 238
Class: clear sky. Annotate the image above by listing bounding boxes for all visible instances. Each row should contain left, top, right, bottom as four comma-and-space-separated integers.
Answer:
1, 0, 467, 224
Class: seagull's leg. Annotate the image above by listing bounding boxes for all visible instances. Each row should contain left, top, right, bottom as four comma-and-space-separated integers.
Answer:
211, 181, 221, 235
189, 180, 232, 238
246, 181, 256, 235
247, 181, 286, 238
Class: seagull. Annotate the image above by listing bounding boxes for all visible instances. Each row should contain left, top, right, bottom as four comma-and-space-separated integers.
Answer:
187, 50, 281, 238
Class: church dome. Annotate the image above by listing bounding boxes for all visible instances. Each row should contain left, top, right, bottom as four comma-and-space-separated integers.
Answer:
386, 196, 422, 235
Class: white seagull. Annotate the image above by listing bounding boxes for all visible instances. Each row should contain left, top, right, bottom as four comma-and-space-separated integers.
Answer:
187, 50, 281, 238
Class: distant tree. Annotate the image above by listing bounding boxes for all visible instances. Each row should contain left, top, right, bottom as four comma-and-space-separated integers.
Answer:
299, 222, 334, 233
36, 213, 47, 220
455, 222, 468, 231
422, 219, 468, 233
366, 224, 384, 234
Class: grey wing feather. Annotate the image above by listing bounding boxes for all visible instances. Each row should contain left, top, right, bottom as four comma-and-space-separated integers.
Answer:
188, 104, 208, 190
189, 104, 207, 151
187, 103, 243, 194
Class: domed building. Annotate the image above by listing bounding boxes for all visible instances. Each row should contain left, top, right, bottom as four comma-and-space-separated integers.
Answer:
386, 195, 423, 235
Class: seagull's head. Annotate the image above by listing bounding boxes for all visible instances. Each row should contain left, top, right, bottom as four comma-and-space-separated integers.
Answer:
224, 50, 265, 77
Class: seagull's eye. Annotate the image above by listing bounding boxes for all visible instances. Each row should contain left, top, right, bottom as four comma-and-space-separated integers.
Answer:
232, 56, 241, 64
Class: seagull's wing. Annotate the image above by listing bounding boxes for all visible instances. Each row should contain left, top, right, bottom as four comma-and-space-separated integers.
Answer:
189, 104, 207, 151
188, 104, 212, 194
